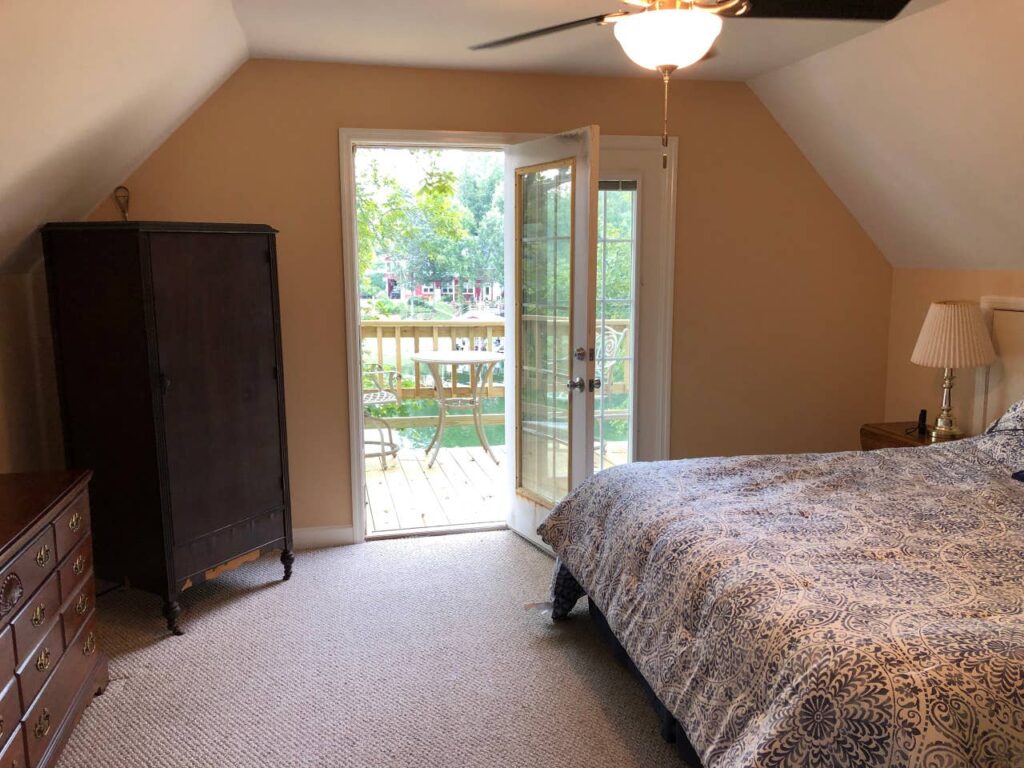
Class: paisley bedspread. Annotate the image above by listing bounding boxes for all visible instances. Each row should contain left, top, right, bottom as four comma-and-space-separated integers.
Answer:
538, 408, 1024, 768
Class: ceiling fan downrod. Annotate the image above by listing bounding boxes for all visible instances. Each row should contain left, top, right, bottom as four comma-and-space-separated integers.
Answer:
658, 65, 678, 169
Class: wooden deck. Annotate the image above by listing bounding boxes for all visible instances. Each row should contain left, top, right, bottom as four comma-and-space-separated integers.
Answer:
365, 445, 508, 536
364, 441, 629, 537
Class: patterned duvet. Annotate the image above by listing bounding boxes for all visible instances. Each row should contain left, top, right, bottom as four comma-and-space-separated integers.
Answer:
538, 403, 1024, 768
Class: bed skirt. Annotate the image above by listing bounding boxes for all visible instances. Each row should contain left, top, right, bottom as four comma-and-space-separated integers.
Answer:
585, 598, 703, 766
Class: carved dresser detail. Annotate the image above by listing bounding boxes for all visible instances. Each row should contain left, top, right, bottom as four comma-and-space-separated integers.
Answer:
0, 470, 108, 768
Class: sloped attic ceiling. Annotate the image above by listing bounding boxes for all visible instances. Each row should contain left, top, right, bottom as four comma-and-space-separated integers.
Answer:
0, 0, 248, 272
752, 0, 1023, 270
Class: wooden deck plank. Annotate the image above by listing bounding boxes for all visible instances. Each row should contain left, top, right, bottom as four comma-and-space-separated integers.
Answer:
364, 441, 626, 537
364, 460, 399, 531
384, 455, 426, 530
447, 448, 505, 514
398, 450, 450, 528
417, 450, 475, 525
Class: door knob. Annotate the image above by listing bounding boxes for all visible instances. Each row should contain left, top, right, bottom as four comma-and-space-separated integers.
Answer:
589, 379, 602, 392
566, 377, 585, 392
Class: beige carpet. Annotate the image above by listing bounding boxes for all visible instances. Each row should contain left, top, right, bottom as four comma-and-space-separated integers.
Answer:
57, 531, 683, 768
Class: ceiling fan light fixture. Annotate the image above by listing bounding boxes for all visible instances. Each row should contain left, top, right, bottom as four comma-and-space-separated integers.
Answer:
612, 8, 723, 71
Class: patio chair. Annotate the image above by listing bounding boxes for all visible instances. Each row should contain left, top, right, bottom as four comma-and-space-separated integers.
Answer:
362, 363, 402, 469
594, 325, 628, 467
597, 325, 627, 388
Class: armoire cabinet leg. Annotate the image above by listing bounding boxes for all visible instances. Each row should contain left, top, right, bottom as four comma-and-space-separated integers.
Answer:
281, 549, 294, 581
163, 599, 183, 636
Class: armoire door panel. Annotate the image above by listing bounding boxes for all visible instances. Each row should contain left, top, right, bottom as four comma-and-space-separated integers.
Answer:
149, 232, 286, 545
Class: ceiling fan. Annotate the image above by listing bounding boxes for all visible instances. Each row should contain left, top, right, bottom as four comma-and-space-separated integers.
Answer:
471, 1, 912, 165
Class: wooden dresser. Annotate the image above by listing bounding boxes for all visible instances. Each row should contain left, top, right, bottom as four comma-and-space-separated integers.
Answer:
0, 471, 107, 768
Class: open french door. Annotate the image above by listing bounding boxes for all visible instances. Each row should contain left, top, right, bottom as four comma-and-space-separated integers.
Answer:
503, 127, 600, 548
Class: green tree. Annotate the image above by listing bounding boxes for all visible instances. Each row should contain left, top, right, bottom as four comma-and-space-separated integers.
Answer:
597, 190, 635, 319
354, 159, 409, 295
355, 148, 504, 316
457, 154, 504, 286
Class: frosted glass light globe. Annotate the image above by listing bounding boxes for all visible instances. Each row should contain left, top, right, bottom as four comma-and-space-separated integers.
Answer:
613, 8, 723, 71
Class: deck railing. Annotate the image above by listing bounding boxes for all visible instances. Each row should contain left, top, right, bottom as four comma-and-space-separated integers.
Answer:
361, 319, 506, 400
360, 317, 631, 407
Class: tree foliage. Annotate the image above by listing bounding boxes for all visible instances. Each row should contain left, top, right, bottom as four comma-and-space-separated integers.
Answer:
354, 149, 504, 303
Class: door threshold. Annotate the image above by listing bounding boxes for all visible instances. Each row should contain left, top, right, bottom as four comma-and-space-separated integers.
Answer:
366, 522, 508, 542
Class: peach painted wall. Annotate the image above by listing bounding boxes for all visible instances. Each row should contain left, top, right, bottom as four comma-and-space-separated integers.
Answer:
885, 269, 1024, 426
87, 59, 892, 530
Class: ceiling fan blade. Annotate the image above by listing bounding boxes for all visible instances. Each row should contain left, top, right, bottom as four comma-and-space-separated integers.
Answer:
736, 0, 912, 20
470, 13, 622, 50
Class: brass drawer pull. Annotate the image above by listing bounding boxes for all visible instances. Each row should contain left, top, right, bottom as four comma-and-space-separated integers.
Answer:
72, 554, 86, 576
31, 604, 45, 626
83, 632, 97, 657
33, 708, 51, 740
35, 647, 51, 672
35, 545, 51, 567
68, 511, 83, 532
75, 593, 89, 615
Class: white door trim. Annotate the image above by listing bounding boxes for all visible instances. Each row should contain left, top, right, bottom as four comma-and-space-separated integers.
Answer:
599, 136, 678, 461
338, 129, 676, 545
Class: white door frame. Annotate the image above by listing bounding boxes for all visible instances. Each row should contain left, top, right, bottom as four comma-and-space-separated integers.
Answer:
338, 129, 677, 544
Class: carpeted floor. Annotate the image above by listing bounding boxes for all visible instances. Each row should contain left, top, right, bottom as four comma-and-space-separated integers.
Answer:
57, 531, 683, 768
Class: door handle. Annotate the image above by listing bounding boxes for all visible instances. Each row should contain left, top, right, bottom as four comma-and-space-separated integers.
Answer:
566, 377, 585, 392
589, 379, 602, 392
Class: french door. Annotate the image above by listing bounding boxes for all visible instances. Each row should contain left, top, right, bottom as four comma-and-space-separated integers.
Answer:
504, 127, 599, 547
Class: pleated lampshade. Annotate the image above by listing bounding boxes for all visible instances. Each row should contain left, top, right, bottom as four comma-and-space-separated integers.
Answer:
911, 301, 996, 369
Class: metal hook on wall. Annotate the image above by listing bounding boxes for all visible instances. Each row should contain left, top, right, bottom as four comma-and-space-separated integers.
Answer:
113, 186, 130, 222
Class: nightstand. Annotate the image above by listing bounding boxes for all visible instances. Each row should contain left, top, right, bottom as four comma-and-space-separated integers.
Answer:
859, 422, 962, 450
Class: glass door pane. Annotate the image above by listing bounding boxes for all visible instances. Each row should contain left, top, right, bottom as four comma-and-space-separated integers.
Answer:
595, 180, 638, 470
516, 161, 574, 506
503, 125, 598, 549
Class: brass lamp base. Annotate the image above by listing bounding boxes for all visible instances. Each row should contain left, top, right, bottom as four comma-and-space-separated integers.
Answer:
930, 366, 962, 440
930, 423, 962, 440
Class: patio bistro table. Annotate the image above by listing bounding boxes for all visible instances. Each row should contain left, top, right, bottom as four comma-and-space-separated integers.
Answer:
410, 350, 504, 468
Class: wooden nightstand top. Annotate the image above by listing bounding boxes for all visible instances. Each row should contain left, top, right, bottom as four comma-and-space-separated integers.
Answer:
860, 422, 963, 450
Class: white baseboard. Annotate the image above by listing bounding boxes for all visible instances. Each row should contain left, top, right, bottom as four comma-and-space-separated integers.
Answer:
293, 525, 356, 550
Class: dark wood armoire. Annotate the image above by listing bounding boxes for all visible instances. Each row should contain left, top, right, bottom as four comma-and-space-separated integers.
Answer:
41, 222, 293, 635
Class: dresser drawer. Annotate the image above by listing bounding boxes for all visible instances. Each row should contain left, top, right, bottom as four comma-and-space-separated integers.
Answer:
57, 535, 92, 603
16, 621, 63, 712
23, 615, 97, 768
53, 493, 89, 563
0, 677, 21, 759
0, 530, 57, 630
0, 628, 13, 678
0, 724, 25, 768
11, 574, 60, 667
60, 579, 94, 647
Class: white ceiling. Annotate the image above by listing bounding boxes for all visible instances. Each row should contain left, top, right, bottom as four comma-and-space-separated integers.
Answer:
753, 0, 1023, 269
3, 0, 990, 275
231, 0, 942, 81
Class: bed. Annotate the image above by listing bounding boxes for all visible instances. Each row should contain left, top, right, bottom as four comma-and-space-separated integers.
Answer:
538, 343, 1024, 766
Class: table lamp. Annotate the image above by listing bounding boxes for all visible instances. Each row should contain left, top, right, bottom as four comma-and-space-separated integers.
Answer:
911, 300, 996, 439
